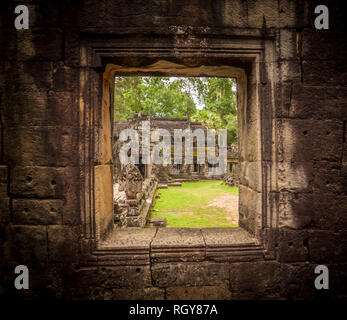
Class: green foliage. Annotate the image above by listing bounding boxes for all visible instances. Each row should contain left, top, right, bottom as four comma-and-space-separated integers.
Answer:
149, 181, 238, 228
189, 77, 238, 144
114, 76, 196, 120
114, 76, 238, 143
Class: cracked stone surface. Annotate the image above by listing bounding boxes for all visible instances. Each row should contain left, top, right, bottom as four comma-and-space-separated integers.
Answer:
99, 227, 258, 251
151, 228, 205, 249
201, 228, 258, 247
98, 227, 157, 250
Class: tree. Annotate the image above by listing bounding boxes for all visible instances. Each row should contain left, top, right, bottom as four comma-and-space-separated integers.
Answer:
189, 77, 238, 144
114, 76, 238, 144
114, 76, 196, 120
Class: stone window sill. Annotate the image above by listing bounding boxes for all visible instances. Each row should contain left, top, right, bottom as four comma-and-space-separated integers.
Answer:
93, 227, 264, 265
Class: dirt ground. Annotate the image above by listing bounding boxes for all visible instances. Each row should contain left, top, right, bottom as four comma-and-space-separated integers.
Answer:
207, 194, 239, 225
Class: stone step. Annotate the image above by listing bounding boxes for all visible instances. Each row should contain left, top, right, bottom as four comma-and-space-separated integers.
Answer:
148, 217, 167, 227
168, 182, 182, 186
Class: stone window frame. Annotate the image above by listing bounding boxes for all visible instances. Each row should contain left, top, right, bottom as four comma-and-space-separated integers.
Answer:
78, 34, 276, 261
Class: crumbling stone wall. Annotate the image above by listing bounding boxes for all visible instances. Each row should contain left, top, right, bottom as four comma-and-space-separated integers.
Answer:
113, 114, 224, 184
0, 0, 346, 299
114, 163, 158, 227
224, 143, 240, 186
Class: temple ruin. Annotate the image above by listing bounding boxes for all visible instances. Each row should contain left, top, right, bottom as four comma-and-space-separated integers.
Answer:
112, 114, 239, 228
0, 0, 346, 300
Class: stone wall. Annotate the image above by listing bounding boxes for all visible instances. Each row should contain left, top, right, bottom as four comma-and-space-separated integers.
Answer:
0, 0, 346, 299
113, 115, 224, 184
224, 143, 240, 186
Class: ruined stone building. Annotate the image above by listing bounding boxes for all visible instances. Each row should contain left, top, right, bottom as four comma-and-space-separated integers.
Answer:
112, 114, 238, 227
113, 114, 234, 182
0, 0, 346, 300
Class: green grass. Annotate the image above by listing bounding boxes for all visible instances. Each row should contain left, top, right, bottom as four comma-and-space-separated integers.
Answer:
149, 180, 238, 228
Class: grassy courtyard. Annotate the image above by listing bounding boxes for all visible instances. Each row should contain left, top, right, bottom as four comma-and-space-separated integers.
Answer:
149, 180, 239, 228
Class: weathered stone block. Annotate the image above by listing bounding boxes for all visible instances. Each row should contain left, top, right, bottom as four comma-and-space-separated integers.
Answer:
277, 29, 297, 60
52, 62, 79, 91
151, 228, 205, 262
24, 3, 61, 28
48, 91, 77, 125
220, 0, 247, 27
2, 90, 76, 127
277, 161, 313, 192
239, 185, 262, 222
2, 90, 47, 126
239, 122, 261, 162
309, 231, 347, 263
98, 227, 156, 251
247, 0, 278, 28
302, 30, 347, 60
312, 120, 343, 161
313, 161, 345, 194
152, 228, 204, 249
239, 193, 261, 238
303, 60, 347, 86
10, 166, 79, 198
4, 226, 48, 266
0, 30, 63, 61
152, 262, 229, 287
0, 61, 53, 92
239, 161, 262, 192
278, 0, 309, 28
229, 261, 280, 299
166, 284, 232, 300
278, 262, 316, 299
12, 199, 63, 225
73, 265, 153, 290
47, 225, 80, 262
278, 228, 308, 262
276, 119, 313, 162
0, 183, 7, 196
276, 60, 302, 83
0, 165, 8, 183
279, 84, 347, 120
278, 192, 313, 229
0, 197, 10, 223
312, 192, 347, 231
201, 228, 258, 247
4, 126, 79, 166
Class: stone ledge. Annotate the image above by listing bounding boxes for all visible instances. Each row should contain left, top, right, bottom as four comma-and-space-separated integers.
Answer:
152, 228, 205, 249
97, 227, 157, 250
202, 228, 260, 247
92, 226, 264, 265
